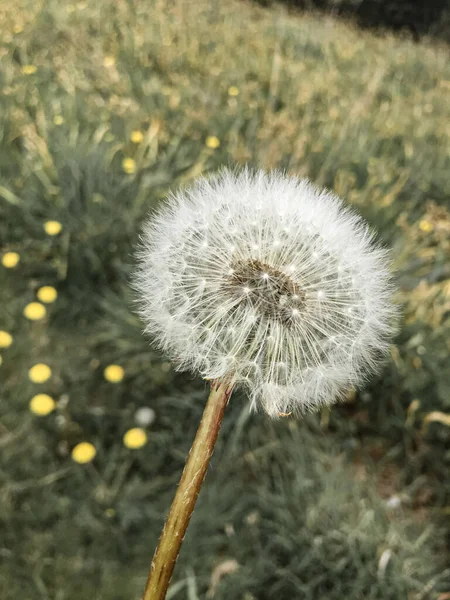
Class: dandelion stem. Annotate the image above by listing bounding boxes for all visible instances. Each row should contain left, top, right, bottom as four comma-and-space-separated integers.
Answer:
142, 379, 233, 600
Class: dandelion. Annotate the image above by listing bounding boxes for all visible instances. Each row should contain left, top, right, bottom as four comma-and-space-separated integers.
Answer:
419, 219, 433, 232
44, 220, 62, 235
21, 65, 37, 75
205, 136, 220, 149
136, 168, 397, 416
0, 331, 13, 349
37, 286, 57, 303
134, 168, 397, 599
2, 252, 20, 268
72, 442, 96, 464
103, 55, 116, 68
29, 393, 55, 416
23, 302, 46, 320
123, 427, 148, 449
104, 364, 124, 383
135, 407, 156, 427
53, 115, 64, 125
130, 130, 144, 143
122, 158, 136, 174
228, 86, 239, 97
28, 363, 52, 383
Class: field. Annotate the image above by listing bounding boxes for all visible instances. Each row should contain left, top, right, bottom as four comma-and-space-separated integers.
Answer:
1, 0, 450, 598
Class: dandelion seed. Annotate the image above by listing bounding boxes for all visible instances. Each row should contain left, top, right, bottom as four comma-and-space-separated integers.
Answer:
29, 394, 55, 416
0, 331, 13, 348
205, 136, 220, 149
37, 286, 57, 303
72, 442, 96, 464
44, 220, 62, 235
21, 65, 37, 75
130, 130, 144, 143
28, 363, 52, 383
2, 252, 20, 268
122, 158, 136, 174
24, 302, 46, 321
134, 168, 398, 417
104, 364, 124, 383
123, 427, 148, 449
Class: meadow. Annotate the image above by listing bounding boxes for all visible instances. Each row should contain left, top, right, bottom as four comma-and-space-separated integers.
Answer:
0, 0, 449, 598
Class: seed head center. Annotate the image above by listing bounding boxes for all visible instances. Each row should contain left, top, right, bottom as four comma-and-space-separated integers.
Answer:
225, 259, 306, 322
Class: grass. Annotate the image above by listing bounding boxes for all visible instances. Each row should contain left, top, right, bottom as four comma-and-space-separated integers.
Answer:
1, 0, 449, 598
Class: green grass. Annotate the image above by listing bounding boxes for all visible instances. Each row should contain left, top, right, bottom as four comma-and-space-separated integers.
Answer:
1, 0, 449, 598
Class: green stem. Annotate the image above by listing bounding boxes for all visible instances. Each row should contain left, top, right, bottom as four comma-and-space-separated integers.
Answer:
142, 379, 233, 600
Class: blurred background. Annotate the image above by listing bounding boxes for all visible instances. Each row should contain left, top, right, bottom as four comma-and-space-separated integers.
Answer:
1, 0, 449, 598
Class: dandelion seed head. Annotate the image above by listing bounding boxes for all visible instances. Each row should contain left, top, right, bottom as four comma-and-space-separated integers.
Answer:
135, 407, 156, 427
134, 168, 398, 417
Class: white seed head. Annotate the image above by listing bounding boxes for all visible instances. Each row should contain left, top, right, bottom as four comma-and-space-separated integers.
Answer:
134, 407, 156, 427
134, 168, 398, 417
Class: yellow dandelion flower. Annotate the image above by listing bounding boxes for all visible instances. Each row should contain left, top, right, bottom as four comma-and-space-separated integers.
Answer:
122, 158, 136, 174
44, 220, 62, 235
72, 442, 97, 464
205, 136, 220, 149
103, 55, 116, 68
130, 130, 144, 143
104, 364, 124, 383
123, 428, 148, 449
228, 86, 239, 97
24, 302, 46, 321
0, 331, 13, 348
419, 220, 433, 233
53, 115, 64, 125
29, 393, 56, 416
21, 65, 37, 75
13, 24, 23, 34
37, 286, 57, 303
2, 252, 20, 268
28, 363, 52, 383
